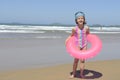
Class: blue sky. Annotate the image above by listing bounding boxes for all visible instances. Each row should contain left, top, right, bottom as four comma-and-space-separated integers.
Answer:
0, 0, 120, 25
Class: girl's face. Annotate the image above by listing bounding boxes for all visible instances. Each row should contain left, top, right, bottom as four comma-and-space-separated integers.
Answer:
76, 16, 85, 25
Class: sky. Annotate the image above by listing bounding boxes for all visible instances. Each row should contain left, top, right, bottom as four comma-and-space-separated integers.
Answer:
0, 0, 120, 25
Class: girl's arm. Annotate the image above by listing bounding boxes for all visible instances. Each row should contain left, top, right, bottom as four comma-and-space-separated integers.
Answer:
86, 26, 90, 35
65, 27, 75, 45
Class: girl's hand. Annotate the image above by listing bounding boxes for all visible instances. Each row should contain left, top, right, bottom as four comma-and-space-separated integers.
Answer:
65, 36, 71, 46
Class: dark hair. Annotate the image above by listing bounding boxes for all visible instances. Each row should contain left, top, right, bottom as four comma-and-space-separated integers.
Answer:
75, 16, 86, 24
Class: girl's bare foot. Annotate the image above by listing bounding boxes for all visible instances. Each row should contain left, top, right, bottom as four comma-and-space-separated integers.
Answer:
80, 74, 85, 78
69, 74, 74, 79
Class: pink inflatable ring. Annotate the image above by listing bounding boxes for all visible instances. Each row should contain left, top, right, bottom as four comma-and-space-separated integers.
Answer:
66, 34, 102, 60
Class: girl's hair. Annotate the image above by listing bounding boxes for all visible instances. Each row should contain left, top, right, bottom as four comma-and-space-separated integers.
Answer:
75, 11, 86, 24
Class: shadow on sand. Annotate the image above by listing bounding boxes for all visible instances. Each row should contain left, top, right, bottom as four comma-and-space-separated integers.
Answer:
70, 69, 103, 79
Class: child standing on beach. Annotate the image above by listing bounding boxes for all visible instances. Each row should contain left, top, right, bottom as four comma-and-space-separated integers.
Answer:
65, 11, 90, 78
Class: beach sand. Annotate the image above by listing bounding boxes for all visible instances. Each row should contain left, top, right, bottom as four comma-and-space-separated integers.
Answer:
0, 59, 120, 80
0, 32, 120, 80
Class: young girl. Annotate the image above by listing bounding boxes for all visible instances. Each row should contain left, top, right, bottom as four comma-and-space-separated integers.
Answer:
65, 11, 90, 78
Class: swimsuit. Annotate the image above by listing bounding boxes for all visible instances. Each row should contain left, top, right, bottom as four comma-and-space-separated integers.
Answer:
75, 25, 87, 48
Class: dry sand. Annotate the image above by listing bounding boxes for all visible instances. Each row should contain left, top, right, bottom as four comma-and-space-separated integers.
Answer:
0, 59, 120, 80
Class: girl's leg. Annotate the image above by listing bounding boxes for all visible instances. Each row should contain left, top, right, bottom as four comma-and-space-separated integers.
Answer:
70, 58, 79, 78
80, 59, 85, 78
80, 46, 87, 78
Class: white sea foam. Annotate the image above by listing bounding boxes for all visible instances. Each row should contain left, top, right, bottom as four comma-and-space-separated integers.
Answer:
91, 31, 120, 34
36, 36, 62, 39
0, 30, 45, 33
0, 24, 120, 34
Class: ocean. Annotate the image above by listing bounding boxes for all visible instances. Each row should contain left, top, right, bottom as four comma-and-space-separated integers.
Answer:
0, 24, 120, 39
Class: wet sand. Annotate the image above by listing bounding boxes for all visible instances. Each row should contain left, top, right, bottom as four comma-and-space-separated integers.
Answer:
0, 33, 120, 80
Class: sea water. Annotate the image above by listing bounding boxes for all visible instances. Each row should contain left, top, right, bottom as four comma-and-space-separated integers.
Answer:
0, 24, 120, 39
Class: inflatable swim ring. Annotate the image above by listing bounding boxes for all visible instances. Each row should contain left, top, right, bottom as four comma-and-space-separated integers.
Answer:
66, 34, 102, 60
